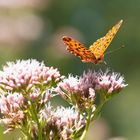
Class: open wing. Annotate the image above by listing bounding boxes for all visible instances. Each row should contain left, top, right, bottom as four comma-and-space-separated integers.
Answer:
62, 36, 96, 62
89, 20, 123, 59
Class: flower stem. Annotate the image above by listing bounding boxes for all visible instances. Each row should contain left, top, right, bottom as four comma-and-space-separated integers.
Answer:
79, 110, 91, 140
21, 126, 32, 140
79, 118, 90, 140
91, 103, 104, 122
80, 100, 106, 140
30, 100, 42, 140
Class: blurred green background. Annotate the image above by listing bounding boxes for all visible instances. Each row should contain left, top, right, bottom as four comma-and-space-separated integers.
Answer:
0, 0, 139, 140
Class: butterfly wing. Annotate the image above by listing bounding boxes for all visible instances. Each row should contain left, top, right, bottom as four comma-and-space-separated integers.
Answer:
62, 36, 96, 63
89, 20, 123, 59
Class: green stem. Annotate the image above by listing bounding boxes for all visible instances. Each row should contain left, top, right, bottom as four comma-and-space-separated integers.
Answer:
45, 131, 50, 140
91, 91, 107, 122
79, 110, 92, 140
21, 127, 32, 140
30, 101, 42, 140
79, 100, 106, 140
91, 102, 104, 122
79, 118, 90, 140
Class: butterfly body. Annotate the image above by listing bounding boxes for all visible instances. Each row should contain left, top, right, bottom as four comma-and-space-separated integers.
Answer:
62, 20, 123, 64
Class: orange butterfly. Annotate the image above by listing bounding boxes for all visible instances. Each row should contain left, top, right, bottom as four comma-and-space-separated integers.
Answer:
62, 20, 123, 64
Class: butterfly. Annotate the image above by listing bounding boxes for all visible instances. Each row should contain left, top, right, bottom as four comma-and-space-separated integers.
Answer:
62, 20, 123, 64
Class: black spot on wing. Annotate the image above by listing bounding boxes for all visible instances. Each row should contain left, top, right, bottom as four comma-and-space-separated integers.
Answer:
62, 36, 72, 42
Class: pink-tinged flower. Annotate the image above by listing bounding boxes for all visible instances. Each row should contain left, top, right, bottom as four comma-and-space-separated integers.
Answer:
80, 70, 97, 89
55, 69, 127, 109
41, 106, 85, 140
95, 70, 128, 93
40, 102, 54, 123
56, 72, 96, 103
30, 89, 53, 112
79, 70, 97, 99
55, 75, 81, 98
54, 107, 85, 128
0, 92, 24, 115
42, 90, 53, 103
0, 92, 25, 132
79, 69, 127, 94
0, 59, 64, 91
30, 89, 40, 101
55, 74, 96, 114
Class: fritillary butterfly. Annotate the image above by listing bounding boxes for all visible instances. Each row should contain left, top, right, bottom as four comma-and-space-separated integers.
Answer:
62, 20, 123, 64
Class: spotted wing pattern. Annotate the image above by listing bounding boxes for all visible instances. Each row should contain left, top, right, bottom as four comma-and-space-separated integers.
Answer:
62, 36, 96, 63
89, 20, 123, 59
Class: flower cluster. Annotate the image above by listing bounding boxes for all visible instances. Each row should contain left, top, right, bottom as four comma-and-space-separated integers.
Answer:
41, 105, 85, 140
95, 70, 127, 93
29, 89, 53, 107
57, 69, 127, 100
56, 69, 127, 118
0, 92, 25, 133
0, 59, 64, 91
0, 59, 127, 140
0, 59, 63, 135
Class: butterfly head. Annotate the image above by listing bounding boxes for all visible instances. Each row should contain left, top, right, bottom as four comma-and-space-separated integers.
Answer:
94, 54, 104, 64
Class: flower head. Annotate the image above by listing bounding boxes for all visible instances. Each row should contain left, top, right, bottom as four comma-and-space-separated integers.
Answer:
0, 92, 25, 132
79, 70, 97, 99
55, 75, 81, 98
0, 92, 24, 115
56, 73, 96, 100
55, 69, 127, 113
41, 105, 85, 140
55, 73, 96, 115
95, 69, 128, 93
0, 59, 64, 91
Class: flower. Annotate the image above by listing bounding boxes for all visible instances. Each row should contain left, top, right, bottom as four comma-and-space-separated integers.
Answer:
41, 105, 85, 140
0, 59, 64, 91
55, 73, 96, 116
56, 71, 97, 102
40, 103, 53, 120
30, 89, 40, 101
55, 69, 127, 111
54, 107, 85, 139
79, 70, 97, 99
0, 92, 24, 115
55, 75, 81, 98
42, 90, 53, 103
95, 69, 128, 93
79, 70, 97, 89
0, 92, 25, 132
0, 63, 128, 139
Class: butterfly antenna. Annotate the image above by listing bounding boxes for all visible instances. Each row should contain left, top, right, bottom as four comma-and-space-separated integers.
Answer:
105, 44, 125, 55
